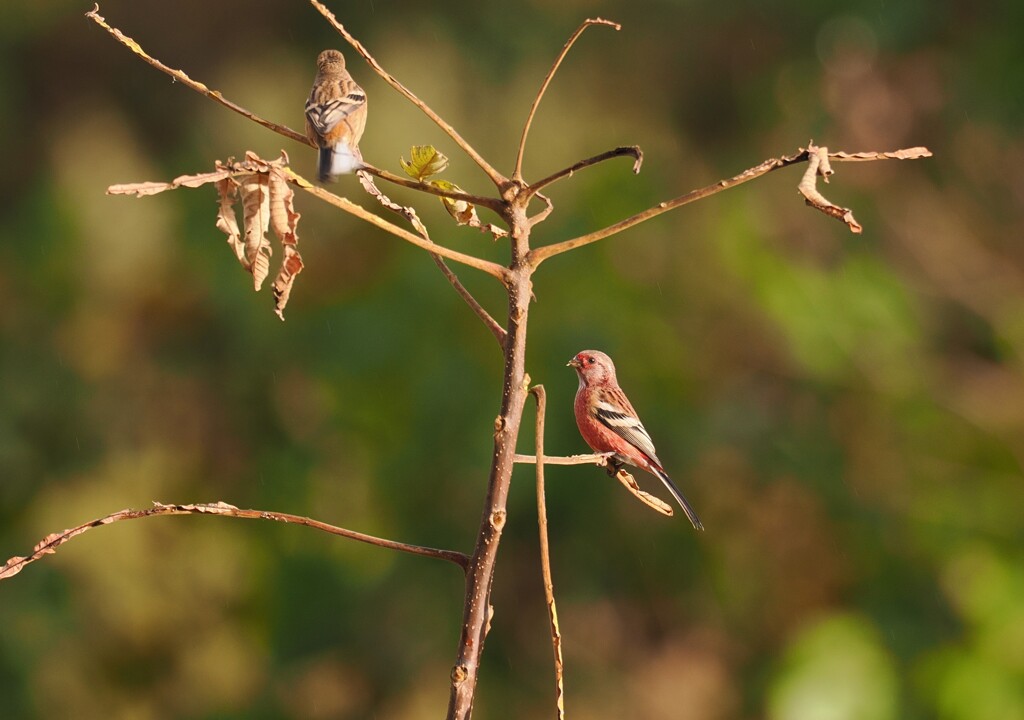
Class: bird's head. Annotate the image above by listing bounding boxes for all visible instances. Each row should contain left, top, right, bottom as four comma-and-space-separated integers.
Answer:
567, 350, 617, 385
316, 49, 346, 72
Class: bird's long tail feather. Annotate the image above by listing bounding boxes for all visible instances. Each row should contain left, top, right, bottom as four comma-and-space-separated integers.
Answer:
653, 467, 704, 531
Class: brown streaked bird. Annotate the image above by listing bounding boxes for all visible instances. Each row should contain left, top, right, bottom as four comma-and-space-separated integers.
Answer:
305, 49, 368, 181
569, 350, 703, 530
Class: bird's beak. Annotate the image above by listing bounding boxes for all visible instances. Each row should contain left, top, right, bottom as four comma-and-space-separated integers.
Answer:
567, 358, 582, 369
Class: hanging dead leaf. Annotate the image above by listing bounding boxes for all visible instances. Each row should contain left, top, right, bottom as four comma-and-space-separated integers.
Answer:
357, 170, 429, 237
240, 172, 272, 290
268, 170, 304, 320
107, 151, 307, 318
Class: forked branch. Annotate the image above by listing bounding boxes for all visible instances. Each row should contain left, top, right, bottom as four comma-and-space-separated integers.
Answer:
514, 18, 622, 182
528, 144, 932, 265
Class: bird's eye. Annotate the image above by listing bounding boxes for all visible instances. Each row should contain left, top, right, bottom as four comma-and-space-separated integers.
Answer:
587, 357, 596, 364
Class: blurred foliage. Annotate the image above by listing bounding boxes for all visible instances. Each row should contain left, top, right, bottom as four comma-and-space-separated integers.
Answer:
1, 0, 1022, 718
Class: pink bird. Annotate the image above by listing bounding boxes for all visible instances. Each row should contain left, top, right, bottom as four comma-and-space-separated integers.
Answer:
569, 350, 703, 530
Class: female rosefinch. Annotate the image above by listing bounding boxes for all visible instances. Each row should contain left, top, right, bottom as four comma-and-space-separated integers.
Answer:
305, 49, 368, 181
569, 350, 703, 530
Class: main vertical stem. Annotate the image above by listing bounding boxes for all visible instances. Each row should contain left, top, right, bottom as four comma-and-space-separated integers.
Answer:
447, 198, 532, 720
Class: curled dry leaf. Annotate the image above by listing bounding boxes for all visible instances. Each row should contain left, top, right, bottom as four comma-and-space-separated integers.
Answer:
268, 171, 304, 321
798, 144, 863, 234
614, 469, 674, 517
108, 151, 305, 319
357, 170, 430, 237
241, 172, 272, 291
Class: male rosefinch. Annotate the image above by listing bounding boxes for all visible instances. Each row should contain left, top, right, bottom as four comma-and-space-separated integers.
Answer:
305, 49, 368, 181
569, 350, 703, 530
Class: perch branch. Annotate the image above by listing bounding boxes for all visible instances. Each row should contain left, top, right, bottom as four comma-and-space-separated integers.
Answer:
310, 0, 506, 188
527, 146, 643, 198
529, 386, 566, 719
513, 452, 614, 466
285, 168, 510, 282
513, 18, 622, 182
528, 144, 931, 265
1, 502, 469, 581
86, 5, 310, 147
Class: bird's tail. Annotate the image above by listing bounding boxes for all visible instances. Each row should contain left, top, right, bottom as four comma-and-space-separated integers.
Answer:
318, 142, 363, 182
652, 467, 704, 531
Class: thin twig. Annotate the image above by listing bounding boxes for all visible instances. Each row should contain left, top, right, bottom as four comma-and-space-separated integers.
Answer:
430, 254, 508, 349
1, 502, 469, 581
356, 171, 508, 348
310, 0, 506, 188
529, 386, 565, 719
527, 146, 643, 199
283, 167, 510, 282
360, 163, 505, 214
529, 192, 555, 228
513, 18, 622, 182
86, 5, 310, 147
528, 145, 932, 266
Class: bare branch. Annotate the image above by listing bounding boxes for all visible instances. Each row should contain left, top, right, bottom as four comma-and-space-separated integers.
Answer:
529, 386, 565, 719
430, 255, 508, 349
513, 452, 614, 466
310, 0, 506, 188
513, 18, 622, 182
1, 502, 468, 581
86, 5, 310, 147
283, 167, 510, 282
527, 146, 643, 198
360, 163, 505, 214
357, 172, 507, 349
528, 144, 932, 266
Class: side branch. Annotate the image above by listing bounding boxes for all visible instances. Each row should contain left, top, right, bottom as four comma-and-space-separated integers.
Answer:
526, 146, 643, 199
1, 501, 469, 581
86, 5, 310, 147
356, 172, 507, 349
360, 164, 505, 214
310, 0, 506, 188
513, 17, 622, 182
528, 144, 932, 265
285, 168, 510, 282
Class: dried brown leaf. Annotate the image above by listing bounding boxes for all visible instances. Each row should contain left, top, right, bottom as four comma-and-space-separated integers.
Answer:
216, 178, 245, 265
798, 144, 863, 234
107, 169, 231, 196
829, 146, 933, 162
357, 170, 429, 237
614, 469, 674, 516
269, 169, 304, 320
240, 172, 273, 290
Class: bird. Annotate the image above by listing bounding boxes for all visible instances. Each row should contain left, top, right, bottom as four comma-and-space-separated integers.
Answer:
568, 350, 703, 530
305, 49, 368, 181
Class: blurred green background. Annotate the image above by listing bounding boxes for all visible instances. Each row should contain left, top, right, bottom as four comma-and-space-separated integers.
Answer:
2, 1, 1022, 718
